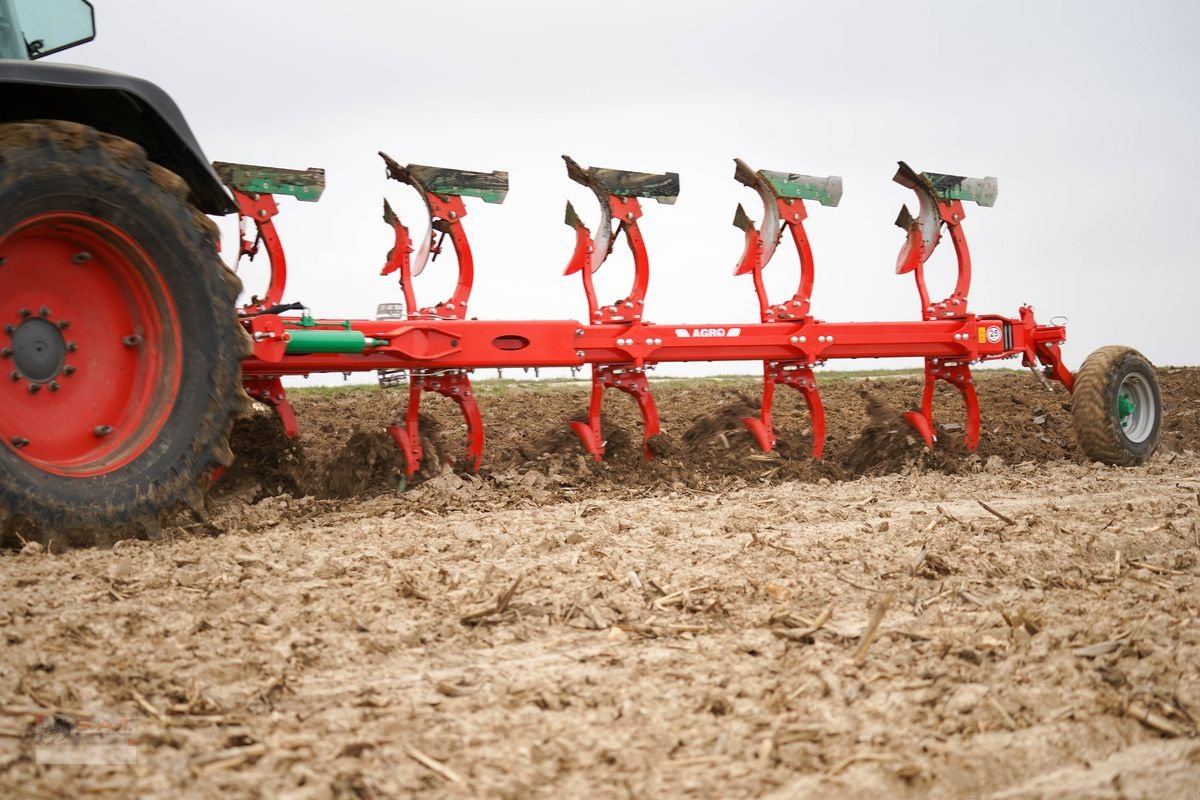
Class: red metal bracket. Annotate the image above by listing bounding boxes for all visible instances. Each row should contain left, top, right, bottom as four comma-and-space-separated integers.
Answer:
243, 376, 299, 438
1020, 305, 1075, 391
390, 369, 483, 479
244, 314, 288, 363
226, 188, 288, 313
741, 362, 827, 458
570, 365, 661, 461
914, 359, 981, 451
380, 154, 476, 321
893, 162, 976, 321
562, 161, 653, 325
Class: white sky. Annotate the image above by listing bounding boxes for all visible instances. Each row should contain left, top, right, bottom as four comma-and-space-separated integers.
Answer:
50, 0, 1200, 382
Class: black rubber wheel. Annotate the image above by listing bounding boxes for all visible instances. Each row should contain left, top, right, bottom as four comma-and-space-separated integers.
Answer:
0, 121, 249, 546
1071, 345, 1162, 466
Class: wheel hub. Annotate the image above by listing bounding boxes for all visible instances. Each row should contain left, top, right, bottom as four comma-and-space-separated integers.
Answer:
11, 317, 65, 383
1117, 392, 1135, 425
1117, 373, 1155, 443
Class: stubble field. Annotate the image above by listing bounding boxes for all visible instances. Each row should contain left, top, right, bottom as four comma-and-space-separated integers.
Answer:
1, 368, 1198, 798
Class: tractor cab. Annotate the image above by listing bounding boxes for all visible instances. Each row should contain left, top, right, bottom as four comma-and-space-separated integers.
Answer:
0, 0, 93, 61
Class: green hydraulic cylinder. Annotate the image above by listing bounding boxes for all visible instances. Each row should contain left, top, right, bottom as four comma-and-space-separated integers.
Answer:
285, 329, 387, 355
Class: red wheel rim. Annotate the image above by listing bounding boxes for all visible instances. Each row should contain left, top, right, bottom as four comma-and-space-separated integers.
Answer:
0, 213, 183, 477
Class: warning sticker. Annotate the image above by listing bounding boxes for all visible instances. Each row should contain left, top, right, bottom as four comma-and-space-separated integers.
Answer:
978, 325, 1003, 344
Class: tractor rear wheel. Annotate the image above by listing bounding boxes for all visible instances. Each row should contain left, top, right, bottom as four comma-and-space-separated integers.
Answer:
1071, 345, 1162, 466
0, 121, 247, 545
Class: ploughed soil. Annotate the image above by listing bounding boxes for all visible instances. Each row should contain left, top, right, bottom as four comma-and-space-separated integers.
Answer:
1, 368, 1199, 798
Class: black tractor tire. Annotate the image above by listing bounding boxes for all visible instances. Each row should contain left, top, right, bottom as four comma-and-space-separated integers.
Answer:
1071, 345, 1162, 466
0, 121, 249, 546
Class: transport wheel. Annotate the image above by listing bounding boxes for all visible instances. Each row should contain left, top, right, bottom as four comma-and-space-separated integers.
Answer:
1071, 345, 1162, 466
0, 121, 248, 544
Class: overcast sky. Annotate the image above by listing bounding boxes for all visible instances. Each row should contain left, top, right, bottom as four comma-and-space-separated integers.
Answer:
49, 0, 1200, 381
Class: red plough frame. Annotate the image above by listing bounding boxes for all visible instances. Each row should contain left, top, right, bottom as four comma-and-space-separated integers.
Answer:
231, 156, 1075, 478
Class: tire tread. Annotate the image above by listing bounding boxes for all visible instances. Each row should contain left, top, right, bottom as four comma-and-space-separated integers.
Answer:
0, 121, 244, 546
1071, 346, 1159, 466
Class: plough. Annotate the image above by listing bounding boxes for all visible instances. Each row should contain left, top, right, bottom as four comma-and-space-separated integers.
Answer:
225, 154, 1141, 478
0, 3, 1163, 539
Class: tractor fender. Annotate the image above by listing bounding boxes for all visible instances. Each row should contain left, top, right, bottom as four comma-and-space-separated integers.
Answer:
0, 60, 234, 215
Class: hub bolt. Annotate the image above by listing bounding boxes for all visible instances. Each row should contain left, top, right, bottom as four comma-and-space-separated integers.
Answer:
63, 365, 76, 376
123, 334, 142, 347
49, 382, 60, 392
39, 307, 51, 317
9, 370, 19, 381
10, 437, 29, 448
72, 251, 92, 264
57, 320, 69, 330
66, 342, 77, 352
3, 325, 12, 335
18, 308, 30, 319
93, 425, 113, 437
0, 348, 10, 358
28, 383, 40, 394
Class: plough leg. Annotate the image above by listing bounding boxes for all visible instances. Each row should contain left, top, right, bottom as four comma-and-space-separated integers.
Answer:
570, 365, 661, 460
390, 370, 484, 478
743, 363, 826, 458
244, 377, 299, 438
387, 381, 425, 480
915, 360, 981, 451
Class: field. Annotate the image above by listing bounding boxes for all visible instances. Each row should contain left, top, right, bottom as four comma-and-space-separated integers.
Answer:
2, 368, 1198, 798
